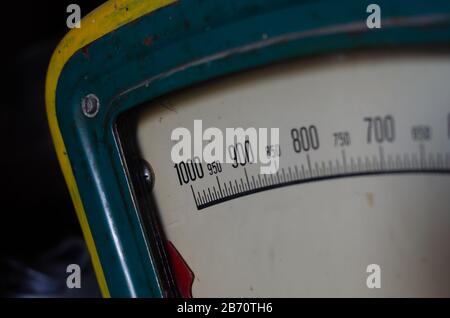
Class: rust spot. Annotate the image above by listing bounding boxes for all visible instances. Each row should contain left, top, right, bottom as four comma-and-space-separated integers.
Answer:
389, 16, 410, 25
160, 99, 177, 113
420, 256, 428, 264
346, 28, 366, 38
143, 36, 154, 46
366, 192, 374, 208
82, 45, 90, 58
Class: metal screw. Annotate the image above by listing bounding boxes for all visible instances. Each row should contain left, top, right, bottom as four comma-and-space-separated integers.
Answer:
81, 94, 100, 118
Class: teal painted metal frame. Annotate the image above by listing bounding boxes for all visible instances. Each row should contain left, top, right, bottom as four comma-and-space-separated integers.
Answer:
55, 0, 450, 297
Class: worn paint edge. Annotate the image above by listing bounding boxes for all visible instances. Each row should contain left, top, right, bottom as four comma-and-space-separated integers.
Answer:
45, 0, 177, 298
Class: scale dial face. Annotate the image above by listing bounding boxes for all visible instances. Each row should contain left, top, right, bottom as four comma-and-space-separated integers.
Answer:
131, 51, 450, 297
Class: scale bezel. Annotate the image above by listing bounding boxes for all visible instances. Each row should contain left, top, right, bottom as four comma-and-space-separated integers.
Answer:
48, 0, 450, 297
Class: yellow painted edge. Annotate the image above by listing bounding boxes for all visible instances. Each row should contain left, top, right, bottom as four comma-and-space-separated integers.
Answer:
45, 0, 177, 298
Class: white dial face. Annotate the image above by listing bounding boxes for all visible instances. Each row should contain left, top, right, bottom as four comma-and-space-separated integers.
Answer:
135, 51, 450, 297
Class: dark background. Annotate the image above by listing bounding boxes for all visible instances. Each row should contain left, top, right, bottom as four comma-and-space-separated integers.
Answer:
1, 1, 105, 297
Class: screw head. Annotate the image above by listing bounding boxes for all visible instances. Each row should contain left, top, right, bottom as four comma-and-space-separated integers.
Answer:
81, 94, 100, 118
141, 159, 155, 190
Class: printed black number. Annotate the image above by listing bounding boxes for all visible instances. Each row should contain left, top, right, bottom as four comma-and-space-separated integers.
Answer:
207, 161, 222, 175
333, 132, 351, 147
174, 157, 204, 185
230, 140, 254, 168
364, 116, 395, 144
291, 125, 319, 153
